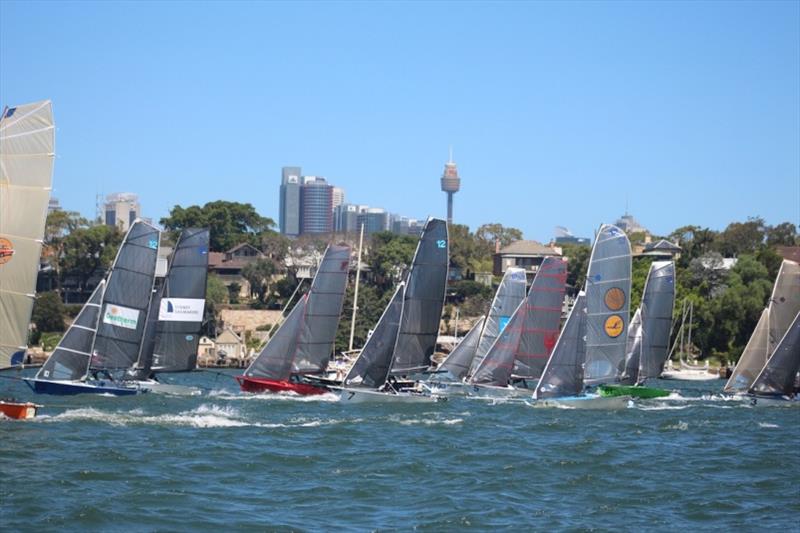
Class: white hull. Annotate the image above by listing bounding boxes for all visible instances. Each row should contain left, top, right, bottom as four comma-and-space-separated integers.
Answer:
338, 387, 443, 404
660, 369, 719, 381
734, 394, 799, 407
529, 394, 631, 410
426, 381, 471, 397
466, 383, 533, 399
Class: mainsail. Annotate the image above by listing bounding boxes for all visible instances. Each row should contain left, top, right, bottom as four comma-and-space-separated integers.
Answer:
767, 260, 800, 354
724, 309, 769, 392
533, 292, 587, 399
36, 280, 105, 381
90, 220, 161, 372
637, 261, 675, 381
584, 224, 631, 385
344, 283, 405, 389
437, 316, 485, 381
0, 101, 55, 368
469, 298, 525, 386
513, 257, 567, 379
389, 218, 448, 375
146, 228, 210, 373
243, 244, 350, 380
748, 311, 800, 397
470, 267, 527, 375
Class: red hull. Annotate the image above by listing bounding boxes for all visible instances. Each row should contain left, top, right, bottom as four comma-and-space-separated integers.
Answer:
236, 375, 328, 396
0, 401, 40, 420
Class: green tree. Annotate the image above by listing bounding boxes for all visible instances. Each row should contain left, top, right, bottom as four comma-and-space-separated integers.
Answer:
765, 221, 797, 247
31, 291, 66, 335
206, 273, 229, 306
60, 224, 122, 291
448, 224, 492, 277
241, 258, 277, 302
560, 243, 590, 291
714, 217, 766, 257
160, 201, 275, 252
476, 223, 523, 250
367, 231, 417, 293
43, 209, 89, 291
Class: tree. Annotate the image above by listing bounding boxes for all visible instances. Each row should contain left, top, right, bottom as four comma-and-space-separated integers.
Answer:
241, 258, 277, 302
560, 243, 590, 292
766, 221, 797, 247
160, 201, 275, 252
714, 217, 766, 257
42, 209, 89, 291
476, 223, 523, 250
448, 224, 492, 277
366, 231, 417, 293
206, 273, 229, 306
60, 224, 122, 291
31, 291, 66, 335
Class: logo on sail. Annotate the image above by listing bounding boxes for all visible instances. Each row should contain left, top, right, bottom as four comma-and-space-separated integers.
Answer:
604, 315, 624, 338
159, 298, 205, 322
0, 238, 15, 265
604, 287, 626, 311
103, 304, 140, 330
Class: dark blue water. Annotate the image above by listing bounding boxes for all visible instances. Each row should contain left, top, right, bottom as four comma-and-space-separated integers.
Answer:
2, 370, 798, 531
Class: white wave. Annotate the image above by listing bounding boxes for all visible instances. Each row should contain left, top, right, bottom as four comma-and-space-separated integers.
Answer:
636, 404, 690, 411
397, 417, 464, 426
758, 422, 780, 428
207, 390, 340, 402
664, 421, 689, 431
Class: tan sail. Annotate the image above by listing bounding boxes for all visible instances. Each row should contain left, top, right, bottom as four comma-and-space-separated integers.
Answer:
0, 101, 55, 368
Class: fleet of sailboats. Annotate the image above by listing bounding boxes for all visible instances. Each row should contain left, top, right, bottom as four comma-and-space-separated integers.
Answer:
1, 99, 797, 416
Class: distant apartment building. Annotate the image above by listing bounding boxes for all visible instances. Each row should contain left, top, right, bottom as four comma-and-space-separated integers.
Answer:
332, 187, 345, 210
279, 166, 301, 236
300, 176, 333, 234
104, 192, 141, 232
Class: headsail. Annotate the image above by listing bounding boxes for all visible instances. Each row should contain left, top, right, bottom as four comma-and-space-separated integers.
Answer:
749, 311, 800, 397
637, 261, 675, 381
293, 244, 350, 374
0, 101, 55, 368
724, 309, 769, 392
767, 260, 800, 354
533, 292, 588, 399
389, 218, 448, 375
620, 307, 643, 385
146, 228, 210, 373
583, 224, 631, 385
469, 298, 525, 386
436, 316, 485, 381
513, 257, 567, 379
470, 267, 527, 375
90, 220, 161, 371
344, 283, 405, 389
244, 294, 308, 380
36, 280, 105, 381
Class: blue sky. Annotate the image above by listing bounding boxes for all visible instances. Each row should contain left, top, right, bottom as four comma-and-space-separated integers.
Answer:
2, 1, 798, 241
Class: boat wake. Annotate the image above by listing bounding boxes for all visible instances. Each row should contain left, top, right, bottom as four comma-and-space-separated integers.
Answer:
207, 389, 340, 402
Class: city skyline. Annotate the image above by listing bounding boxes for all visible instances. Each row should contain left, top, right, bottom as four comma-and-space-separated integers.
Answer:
1, 2, 797, 242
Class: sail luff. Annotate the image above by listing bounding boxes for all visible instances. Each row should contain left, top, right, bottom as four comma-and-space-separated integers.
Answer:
638, 261, 676, 381
0, 100, 55, 368
469, 297, 526, 386
724, 308, 770, 392
437, 316, 485, 381
533, 292, 588, 399
243, 294, 307, 380
766, 260, 800, 354
620, 307, 643, 385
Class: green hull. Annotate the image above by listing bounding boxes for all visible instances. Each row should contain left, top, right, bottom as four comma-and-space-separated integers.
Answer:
598, 384, 670, 399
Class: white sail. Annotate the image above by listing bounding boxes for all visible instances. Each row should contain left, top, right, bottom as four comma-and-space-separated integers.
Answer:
0, 101, 55, 368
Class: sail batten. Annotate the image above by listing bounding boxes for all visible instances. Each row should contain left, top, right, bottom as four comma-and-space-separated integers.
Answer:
0, 100, 55, 368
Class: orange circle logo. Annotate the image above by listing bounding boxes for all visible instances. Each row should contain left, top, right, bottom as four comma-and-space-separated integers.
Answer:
604, 315, 624, 338
0, 238, 14, 266
604, 287, 626, 311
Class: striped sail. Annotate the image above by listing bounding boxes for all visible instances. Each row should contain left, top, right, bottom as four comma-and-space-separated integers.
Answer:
470, 267, 527, 375
583, 224, 631, 385
0, 101, 55, 368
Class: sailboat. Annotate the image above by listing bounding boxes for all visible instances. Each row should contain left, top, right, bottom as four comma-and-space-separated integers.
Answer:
660, 299, 717, 380
724, 259, 800, 398
0, 100, 54, 418
24, 220, 161, 395
236, 244, 350, 395
599, 260, 675, 398
428, 266, 527, 395
130, 228, 210, 394
466, 256, 567, 398
337, 218, 448, 403
746, 311, 800, 405
528, 224, 633, 408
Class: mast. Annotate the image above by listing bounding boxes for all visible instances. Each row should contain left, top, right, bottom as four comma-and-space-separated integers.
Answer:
348, 223, 364, 352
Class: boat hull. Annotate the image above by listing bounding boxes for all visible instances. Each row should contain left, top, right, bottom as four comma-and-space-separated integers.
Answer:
23, 378, 142, 396
236, 375, 328, 396
0, 401, 40, 419
739, 394, 799, 407
466, 383, 534, 399
136, 380, 202, 396
598, 384, 670, 399
660, 369, 718, 381
337, 387, 444, 404
530, 394, 631, 409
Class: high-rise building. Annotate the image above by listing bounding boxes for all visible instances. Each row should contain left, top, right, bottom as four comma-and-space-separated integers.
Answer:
300, 177, 333, 234
334, 203, 361, 233
440, 148, 460, 225
332, 187, 345, 210
104, 193, 141, 232
279, 166, 301, 236
357, 208, 388, 235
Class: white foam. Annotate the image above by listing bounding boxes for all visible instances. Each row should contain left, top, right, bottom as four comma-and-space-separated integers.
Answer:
664, 421, 689, 431
758, 422, 780, 428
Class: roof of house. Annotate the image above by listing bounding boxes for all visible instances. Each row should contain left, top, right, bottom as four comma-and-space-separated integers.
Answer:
643, 239, 682, 252
775, 246, 800, 264
215, 327, 242, 344
496, 240, 561, 257
227, 242, 262, 255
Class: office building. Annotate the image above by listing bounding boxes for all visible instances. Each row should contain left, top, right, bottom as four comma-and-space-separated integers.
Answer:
300, 177, 333, 234
279, 166, 301, 236
104, 193, 141, 232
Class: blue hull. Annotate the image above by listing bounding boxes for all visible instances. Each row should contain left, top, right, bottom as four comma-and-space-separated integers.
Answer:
23, 378, 142, 396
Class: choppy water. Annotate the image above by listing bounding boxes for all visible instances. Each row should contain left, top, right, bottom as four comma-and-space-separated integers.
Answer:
2, 370, 798, 531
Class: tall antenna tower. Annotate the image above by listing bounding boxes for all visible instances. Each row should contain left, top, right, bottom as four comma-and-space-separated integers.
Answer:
440, 147, 460, 226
